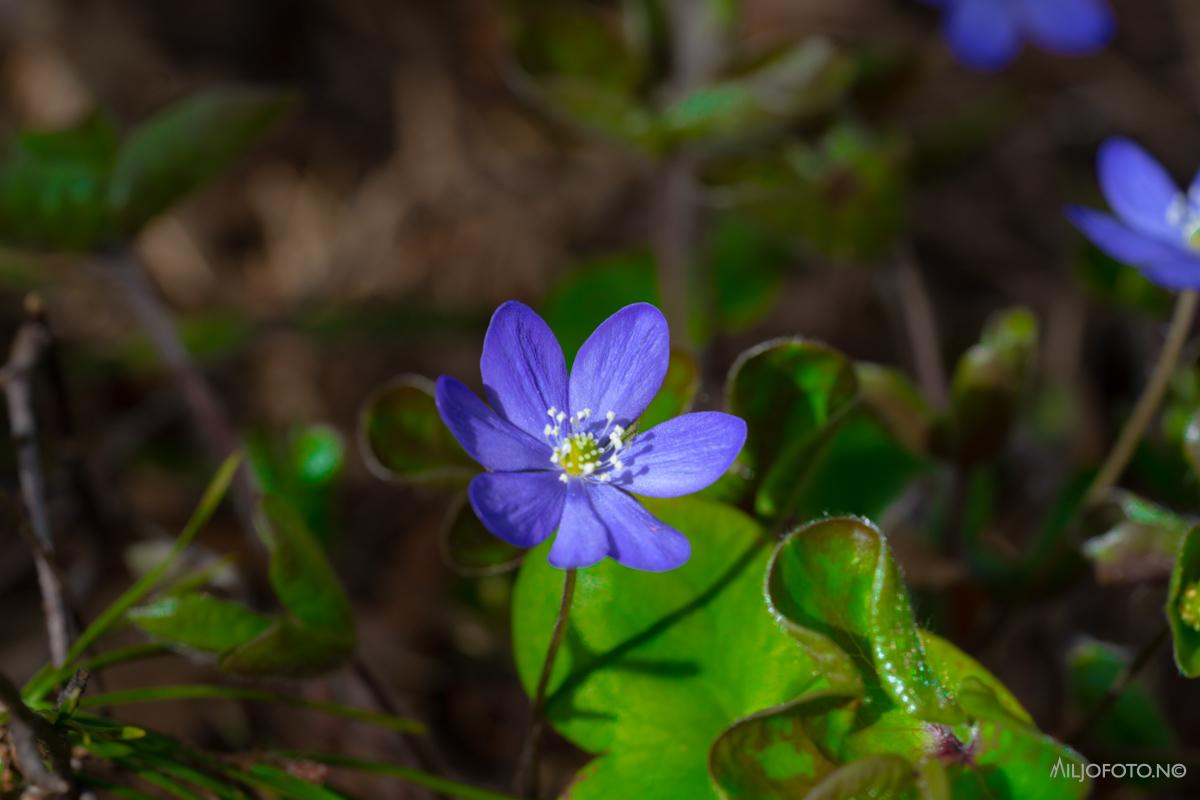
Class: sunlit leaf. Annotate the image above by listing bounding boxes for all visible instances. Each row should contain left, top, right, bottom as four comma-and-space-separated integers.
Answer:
128, 593, 273, 654
511, 497, 817, 799
767, 517, 961, 724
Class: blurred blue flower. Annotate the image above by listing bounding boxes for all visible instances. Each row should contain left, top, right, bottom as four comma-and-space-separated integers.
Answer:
921, 0, 1114, 71
436, 301, 745, 572
1068, 139, 1200, 289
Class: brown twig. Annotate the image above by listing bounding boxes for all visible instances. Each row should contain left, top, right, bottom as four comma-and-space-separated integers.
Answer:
651, 0, 725, 355
892, 248, 949, 408
1, 296, 71, 667
100, 249, 260, 539
0, 670, 71, 796
1083, 290, 1199, 507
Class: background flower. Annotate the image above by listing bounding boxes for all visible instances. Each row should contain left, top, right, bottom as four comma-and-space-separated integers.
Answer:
435, 301, 746, 572
922, 0, 1114, 71
1067, 138, 1200, 289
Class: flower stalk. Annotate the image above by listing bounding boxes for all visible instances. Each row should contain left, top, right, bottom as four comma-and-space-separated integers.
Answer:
515, 568, 577, 798
1084, 289, 1198, 507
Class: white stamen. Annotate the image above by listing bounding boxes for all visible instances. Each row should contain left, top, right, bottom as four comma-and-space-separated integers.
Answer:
559, 473, 569, 483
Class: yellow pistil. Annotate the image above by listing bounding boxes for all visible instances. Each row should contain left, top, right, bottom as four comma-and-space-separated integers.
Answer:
1179, 581, 1200, 632
558, 433, 602, 477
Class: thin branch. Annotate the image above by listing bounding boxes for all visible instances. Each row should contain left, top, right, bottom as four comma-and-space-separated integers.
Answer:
2, 296, 71, 667
0, 670, 71, 796
515, 569, 577, 799
892, 248, 949, 408
1084, 290, 1199, 507
99, 249, 259, 539
651, 0, 725, 354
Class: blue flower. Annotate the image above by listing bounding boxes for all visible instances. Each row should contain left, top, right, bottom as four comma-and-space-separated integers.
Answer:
1067, 138, 1200, 289
435, 302, 746, 572
921, 0, 1114, 71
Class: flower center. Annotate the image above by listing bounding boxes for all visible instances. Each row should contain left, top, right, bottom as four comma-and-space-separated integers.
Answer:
1167, 191, 1200, 250
543, 406, 627, 484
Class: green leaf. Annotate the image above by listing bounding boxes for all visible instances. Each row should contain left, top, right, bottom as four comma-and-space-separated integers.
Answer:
0, 115, 117, 250
1168, 525, 1200, 676
25, 454, 242, 700
359, 374, 476, 487
806, 754, 915, 800
660, 39, 853, 147
1067, 639, 1174, 750
919, 632, 1029, 724
953, 679, 1090, 799
526, 77, 661, 152
440, 492, 524, 577
511, 497, 818, 799
217, 619, 353, 678
258, 495, 352, 631
786, 410, 928, 521
934, 307, 1037, 465
767, 516, 962, 723
705, 216, 789, 336
248, 424, 346, 544
708, 690, 854, 798
711, 121, 908, 263
1081, 491, 1188, 584
198, 495, 356, 677
856, 363, 935, 457
108, 88, 294, 234
725, 337, 859, 520
128, 593, 273, 654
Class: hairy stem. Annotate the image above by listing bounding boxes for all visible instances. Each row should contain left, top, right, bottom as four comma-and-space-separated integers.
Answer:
1084, 290, 1198, 506
515, 569, 577, 798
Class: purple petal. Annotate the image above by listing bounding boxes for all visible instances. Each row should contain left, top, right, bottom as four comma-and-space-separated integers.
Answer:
435, 376, 552, 471
568, 303, 669, 428
944, 0, 1022, 72
1066, 206, 1200, 287
1017, 0, 1114, 55
480, 301, 569, 438
1097, 138, 1180, 239
616, 412, 747, 498
1068, 205, 1183, 264
468, 471, 567, 548
548, 482, 610, 570
550, 483, 690, 572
